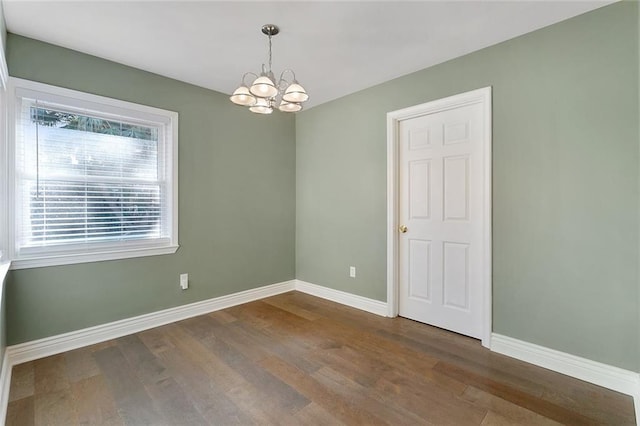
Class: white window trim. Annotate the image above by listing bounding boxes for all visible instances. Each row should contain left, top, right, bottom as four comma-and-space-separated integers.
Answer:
7, 77, 179, 270
0, 80, 6, 265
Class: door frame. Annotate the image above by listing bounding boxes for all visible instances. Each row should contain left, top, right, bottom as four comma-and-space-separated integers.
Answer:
386, 87, 493, 348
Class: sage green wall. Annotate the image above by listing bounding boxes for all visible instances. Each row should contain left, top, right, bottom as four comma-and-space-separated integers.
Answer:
6, 34, 296, 344
0, 267, 7, 376
296, 2, 639, 371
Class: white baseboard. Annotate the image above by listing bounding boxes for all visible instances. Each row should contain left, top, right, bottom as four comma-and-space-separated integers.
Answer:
294, 280, 388, 317
0, 352, 11, 426
6, 280, 295, 366
492, 333, 640, 424
3, 279, 387, 368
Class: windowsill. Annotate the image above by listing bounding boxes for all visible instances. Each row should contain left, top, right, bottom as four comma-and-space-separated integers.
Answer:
9, 245, 179, 270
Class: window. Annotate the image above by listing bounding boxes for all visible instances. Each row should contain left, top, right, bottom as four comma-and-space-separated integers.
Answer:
8, 78, 178, 269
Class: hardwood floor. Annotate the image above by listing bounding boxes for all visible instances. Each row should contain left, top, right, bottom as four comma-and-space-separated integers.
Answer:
6, 291, 636, 425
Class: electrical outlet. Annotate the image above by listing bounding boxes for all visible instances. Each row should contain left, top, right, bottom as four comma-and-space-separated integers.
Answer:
180, 273, 189, 290
349, 266, 356, 278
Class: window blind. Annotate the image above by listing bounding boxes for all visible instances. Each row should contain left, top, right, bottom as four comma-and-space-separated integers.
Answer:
15, 96, 169, 253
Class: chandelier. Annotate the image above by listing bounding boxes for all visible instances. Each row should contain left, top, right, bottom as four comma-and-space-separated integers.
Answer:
230, 24, 308, 114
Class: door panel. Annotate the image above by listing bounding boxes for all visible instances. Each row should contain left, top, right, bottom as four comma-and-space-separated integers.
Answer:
398, 102, 485, 339
443, 241, 469, 310
443, 155, 469, 221
408, 238, 431, 301
409, 160, 431, 219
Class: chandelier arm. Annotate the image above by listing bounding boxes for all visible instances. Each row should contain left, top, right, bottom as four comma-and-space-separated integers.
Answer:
276, 79, 289, 93
278, 69, 297, 86
241, 72, 259, 87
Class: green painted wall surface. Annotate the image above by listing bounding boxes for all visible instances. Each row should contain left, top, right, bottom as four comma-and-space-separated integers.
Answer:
0, 267, 8, 375
6, 34, 296, 344
296, 2, 639, 371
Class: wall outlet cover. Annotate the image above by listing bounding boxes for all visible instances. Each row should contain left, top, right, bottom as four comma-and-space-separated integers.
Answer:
180, 273, 189, 290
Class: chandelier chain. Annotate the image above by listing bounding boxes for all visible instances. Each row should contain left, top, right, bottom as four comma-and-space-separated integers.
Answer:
268, 34, 273, 73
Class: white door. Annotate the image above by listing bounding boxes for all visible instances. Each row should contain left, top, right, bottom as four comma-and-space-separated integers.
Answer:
397, 95, 488, 339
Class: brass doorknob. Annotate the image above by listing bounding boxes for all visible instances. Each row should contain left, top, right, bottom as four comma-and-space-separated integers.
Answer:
399, 225, 408, 233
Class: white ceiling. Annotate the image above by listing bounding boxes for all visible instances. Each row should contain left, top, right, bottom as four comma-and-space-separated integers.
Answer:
2, 0, 615, 109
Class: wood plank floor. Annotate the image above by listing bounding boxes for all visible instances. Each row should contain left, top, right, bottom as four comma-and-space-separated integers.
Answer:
6, 291, 636, 425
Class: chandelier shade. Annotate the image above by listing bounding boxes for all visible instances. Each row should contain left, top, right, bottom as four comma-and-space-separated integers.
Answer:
278, 100, 302, 113
230, 24, 308, 115
229, 85, 257, 106
249, 97, 273, 114
250, 75, 278, 98
282, 83, 309, 103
